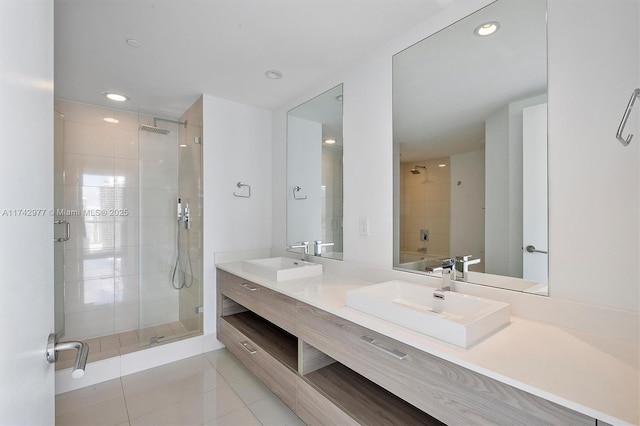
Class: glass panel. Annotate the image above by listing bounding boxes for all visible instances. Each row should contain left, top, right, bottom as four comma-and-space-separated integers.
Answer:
52, 98, 203, 359
137, 100, 203, 347
53, 109, 66, 337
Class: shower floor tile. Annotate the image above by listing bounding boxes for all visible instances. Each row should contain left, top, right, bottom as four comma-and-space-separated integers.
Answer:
55, 349, 305, 426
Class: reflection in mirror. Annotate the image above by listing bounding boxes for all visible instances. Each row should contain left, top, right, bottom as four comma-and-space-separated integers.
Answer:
393, 0, 548, 295
287, 84, 344, 260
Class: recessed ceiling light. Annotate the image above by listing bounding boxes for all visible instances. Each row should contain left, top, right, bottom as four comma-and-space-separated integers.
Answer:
103, 117, 119, 124
438, 164, 447, 168
102, 91, 128, 102
264, 70, 283, 79
324, 139, 336, 144
126, 38, 142, 48
179, 144, 188, 148
475, 21, 500, 37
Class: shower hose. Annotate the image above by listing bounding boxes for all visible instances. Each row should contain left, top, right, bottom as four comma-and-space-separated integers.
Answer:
171, 220, 193, 290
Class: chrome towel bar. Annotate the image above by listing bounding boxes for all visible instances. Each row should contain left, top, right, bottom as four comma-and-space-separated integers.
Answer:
233, 182, 251, 198
616, 88, 640, 146
292, 186, 307, 200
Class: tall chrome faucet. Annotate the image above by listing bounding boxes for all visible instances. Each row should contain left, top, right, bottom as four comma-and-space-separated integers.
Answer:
288, 241, 309, 261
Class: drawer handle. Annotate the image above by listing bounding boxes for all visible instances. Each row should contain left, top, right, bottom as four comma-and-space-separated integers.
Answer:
241, 283, 258, 291
240, 341, 257, 354
361, 336, 407, 360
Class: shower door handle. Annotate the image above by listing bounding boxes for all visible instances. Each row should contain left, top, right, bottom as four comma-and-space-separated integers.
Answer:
54, 220, 70, 242
46, 333, 89, 378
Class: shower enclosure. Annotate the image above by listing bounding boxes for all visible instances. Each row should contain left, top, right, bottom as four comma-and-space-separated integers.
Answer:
53, 98, 203, 364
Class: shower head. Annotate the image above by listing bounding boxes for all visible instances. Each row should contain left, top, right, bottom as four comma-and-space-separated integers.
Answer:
139, 124, 171, 135
410, 165, 426, 174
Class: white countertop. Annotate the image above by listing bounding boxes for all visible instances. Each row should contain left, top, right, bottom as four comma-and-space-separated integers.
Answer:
217, 262, 639, 425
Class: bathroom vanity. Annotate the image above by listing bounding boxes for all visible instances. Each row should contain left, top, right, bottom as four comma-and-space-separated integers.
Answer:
216, 262, 636, 425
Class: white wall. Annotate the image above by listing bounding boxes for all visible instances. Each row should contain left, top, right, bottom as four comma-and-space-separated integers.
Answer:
271, 0, 639, 312
203, 95, 272, 334
547, 0, 638, 309
485, 106, 512, 275
450, 150, 485, 268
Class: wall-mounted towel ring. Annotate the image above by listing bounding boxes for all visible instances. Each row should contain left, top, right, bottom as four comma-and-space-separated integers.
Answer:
293, 186, 307, 200
233, 182, 251, 198
616, 88, 640, 146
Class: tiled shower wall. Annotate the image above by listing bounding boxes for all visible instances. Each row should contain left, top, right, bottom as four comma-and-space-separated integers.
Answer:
54, 100, 202, 340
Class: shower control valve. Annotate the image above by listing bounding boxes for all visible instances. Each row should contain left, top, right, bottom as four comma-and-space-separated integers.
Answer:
183, 203, 190, 230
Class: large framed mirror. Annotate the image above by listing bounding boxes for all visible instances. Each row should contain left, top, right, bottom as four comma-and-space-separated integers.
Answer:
393, 0, 548, 295
287, 84, 344, 260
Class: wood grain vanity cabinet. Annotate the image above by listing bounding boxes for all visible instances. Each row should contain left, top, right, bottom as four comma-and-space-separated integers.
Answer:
217, 268, 594, 425
217, 269, 297, 335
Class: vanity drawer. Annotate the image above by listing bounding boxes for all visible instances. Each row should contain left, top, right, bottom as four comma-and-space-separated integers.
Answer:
219, 317, 297, 410
297, 302, 593, 426
217, 269, 297, 335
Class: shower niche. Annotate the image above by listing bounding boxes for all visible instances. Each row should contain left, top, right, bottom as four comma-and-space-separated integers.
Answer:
53, 97, 203, 366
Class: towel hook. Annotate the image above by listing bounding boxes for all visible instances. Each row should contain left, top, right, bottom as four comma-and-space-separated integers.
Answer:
233, 182, 251, 198
616, 88, 640, 146
293, 186, 307, 200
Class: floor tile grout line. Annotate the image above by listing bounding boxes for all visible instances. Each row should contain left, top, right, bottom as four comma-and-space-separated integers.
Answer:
119, 377, 132, 426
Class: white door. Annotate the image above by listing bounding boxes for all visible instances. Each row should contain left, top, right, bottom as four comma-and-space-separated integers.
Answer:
0, 1, 55, 424
522, 103, 548, 284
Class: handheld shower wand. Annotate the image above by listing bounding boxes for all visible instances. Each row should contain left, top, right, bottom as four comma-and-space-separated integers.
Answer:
172, 197, 192, 290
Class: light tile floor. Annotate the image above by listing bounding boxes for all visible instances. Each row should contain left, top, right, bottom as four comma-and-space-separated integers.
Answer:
55, 348, 305, 426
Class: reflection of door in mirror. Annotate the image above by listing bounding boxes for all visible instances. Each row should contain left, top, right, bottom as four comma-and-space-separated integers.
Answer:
522, 103, 548, 284
392, 0, 548, 295
287, 84, 344, 260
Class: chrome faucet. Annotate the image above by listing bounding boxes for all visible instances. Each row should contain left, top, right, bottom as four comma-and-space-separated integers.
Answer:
433, 269, 455, 312
313, 240, 334, 256
288, 241, 309, 261
432, 260, 456, 310
455, 255, 481, 282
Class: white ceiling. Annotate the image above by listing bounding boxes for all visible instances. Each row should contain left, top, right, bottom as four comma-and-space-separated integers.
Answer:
54, 0, 455, 118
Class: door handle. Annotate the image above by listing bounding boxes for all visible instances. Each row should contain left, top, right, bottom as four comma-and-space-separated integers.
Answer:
46, 333, 89, 378
525, 245, 548, 254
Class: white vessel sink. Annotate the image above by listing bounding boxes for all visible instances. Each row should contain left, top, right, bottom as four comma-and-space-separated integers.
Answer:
242, 257, 323, 282
346, 280, 510, 348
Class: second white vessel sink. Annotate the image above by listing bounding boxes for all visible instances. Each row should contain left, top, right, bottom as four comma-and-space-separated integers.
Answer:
242, 257, 323, 282
346, 280, 510, 348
